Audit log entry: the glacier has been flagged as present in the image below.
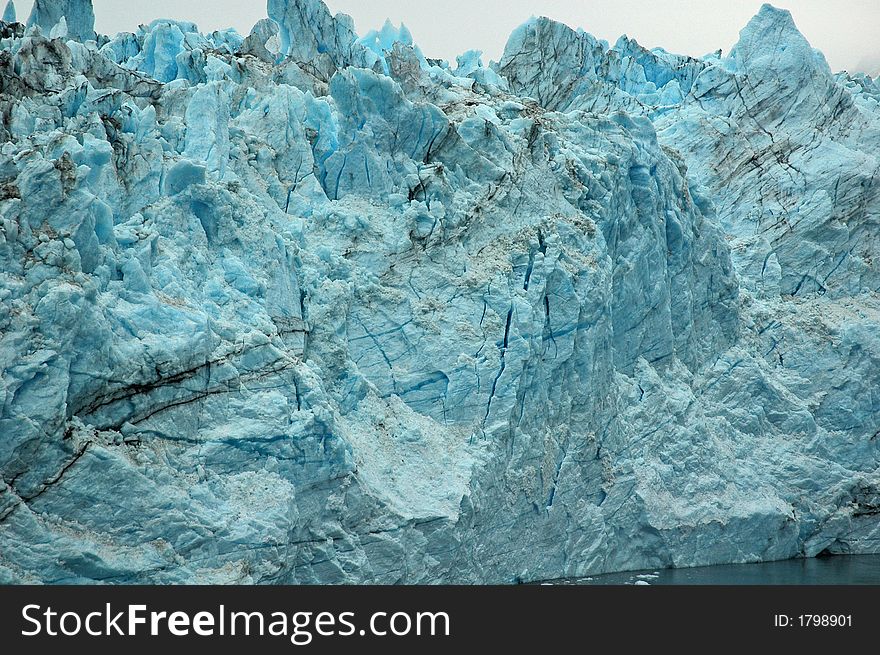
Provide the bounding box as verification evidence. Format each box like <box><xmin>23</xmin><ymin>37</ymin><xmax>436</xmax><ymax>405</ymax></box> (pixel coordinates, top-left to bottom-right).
<box><xmin>0</xmin><ymin>0</ymin><xmax>878</xmax><ymax>583</ymax></box>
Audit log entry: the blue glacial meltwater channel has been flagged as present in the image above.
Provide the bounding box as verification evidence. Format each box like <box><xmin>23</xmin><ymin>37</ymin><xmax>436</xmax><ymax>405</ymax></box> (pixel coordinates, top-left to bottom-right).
<box><xmin>552</xmin><ymin>555</ymin><xmax>880</xmax><ymax>585</ymax></box>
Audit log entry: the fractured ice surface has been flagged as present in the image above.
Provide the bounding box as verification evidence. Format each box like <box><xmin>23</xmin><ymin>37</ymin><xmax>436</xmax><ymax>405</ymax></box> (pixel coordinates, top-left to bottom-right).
<box><xmin>27</xmin><ymin>0</ymin><xmax>94</xmax><ymax>42</ymax></box>
<box><xmin>0</xmin><ymin>0</ymin><xmax>878</xmax><ymax>583</ymax></box>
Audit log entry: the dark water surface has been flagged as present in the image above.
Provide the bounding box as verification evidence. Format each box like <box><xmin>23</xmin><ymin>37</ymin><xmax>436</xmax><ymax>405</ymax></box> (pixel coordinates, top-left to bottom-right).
<box><xmin>552</xmin><ymin>555</ymin><xmax>880</xmax><ymax>585</ymax></box>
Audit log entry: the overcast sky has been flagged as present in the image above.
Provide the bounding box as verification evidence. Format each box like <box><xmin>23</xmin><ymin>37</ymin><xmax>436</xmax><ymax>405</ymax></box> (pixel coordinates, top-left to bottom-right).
<box><xmin>9</xmin><ymin>0</ymin><xmax>880</xmax><ymax>74</ymax></box>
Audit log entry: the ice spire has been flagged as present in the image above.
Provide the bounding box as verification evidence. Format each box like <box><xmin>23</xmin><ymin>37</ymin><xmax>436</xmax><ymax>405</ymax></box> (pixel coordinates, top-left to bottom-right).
<box><xmin>728</xmin><ymin>3</ymin><xmax>831</xmax><ymax>77</ymax></box>
<box><xmin>266</xmin><ymin>0</ymin><xmax>371</xmax><ymax>71</ymax></box>
<box><xmin>27</xmin><ymin>0</ymin><xmax>95</xmax><ymax>41</ymax></box>
<box><xmin>48</xmin><ymin>14</ymin><xmax>67</xmax><ymax>39</ymax></box>
<box><xmin>2</xmin><ymin>0</ymin><xmax>16</xmax><ymax>23</ymax></box>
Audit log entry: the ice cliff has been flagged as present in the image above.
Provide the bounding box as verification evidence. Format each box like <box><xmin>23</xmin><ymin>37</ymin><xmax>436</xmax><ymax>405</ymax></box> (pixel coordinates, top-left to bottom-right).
<box><xmin>0</xmin><ymin>0</ymin><xmax>878</xmax><ymax>583</ymax></box>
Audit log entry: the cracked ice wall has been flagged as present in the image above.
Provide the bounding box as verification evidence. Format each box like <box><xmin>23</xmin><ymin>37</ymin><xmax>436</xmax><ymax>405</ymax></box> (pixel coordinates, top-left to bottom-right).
<box><xmin>0</xmin><ymin>0</ymin><xmax>878</xmax><ymax>583</ymax></box>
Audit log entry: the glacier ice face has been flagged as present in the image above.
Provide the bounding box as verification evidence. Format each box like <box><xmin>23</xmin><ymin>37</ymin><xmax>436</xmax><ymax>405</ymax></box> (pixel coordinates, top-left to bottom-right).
<box><xmin>27</xmin><ymin>0</ymin><xmax>95</xmax><ymax>42</ymax></box>
<box><xmin>267</xmin><ymin>0</ymin><xmax>376</xmax><ymax>74</ymax></box>
<box><xmin>2</xmin><ymin>1</ymin><xmax>15</xmax><ymax>24</ymax></box>
<box><xmin>0</xmin><ymin>0</ymin><xmax>878</xmax><ymax>583</ymax></box>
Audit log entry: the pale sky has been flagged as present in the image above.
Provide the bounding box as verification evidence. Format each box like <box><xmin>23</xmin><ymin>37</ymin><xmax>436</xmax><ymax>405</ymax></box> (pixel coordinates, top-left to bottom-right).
<box><xmin>8</xmin><ymin>0</ymin><xmax>880</xmax><ymax>74</ymax></box>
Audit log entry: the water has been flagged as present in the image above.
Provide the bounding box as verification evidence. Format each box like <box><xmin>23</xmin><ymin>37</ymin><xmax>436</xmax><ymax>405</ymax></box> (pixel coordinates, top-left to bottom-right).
<box><xmin>554</xmin><ymin>555</ymin><xmax>880</xmax><ymax>585</ymax></box>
